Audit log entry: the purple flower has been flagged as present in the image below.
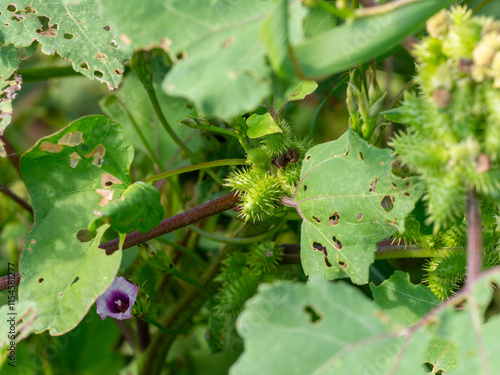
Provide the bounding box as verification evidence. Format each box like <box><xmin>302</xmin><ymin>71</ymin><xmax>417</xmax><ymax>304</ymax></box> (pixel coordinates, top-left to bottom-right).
<box><xmin>96</xmin><ymin>276</ymin><xmax>138</xmax><ymax>320</ymax></box>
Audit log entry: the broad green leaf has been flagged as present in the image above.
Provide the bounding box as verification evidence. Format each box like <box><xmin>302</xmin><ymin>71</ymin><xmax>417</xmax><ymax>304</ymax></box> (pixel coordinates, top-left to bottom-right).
<box><xmin>370</xmin><ymin>270</ymin><xmax>440</xmax><ymax>327</ymax></box>
<box><xmin>19</xmin><ymin>115</ymin><xmax>134</xmax><ymax>335</ymax></box>
<box><xmin>230</xmin><ymin>278</ymin><xmax>428</xmax><ymax>375</ymax></box>
<box><xmin>263</xmin><ymin>0</ymin><xmax>456</xmax><ymax>79</ymax></box>
<box><xmin>303</xmin><ymin>7</ymin><xmax>337</xmax><ymax>39</ymax></box>
<box><xmin>0</xmin><ymin>42</ymin><xmax>37</xmax><ymax>156</ymax></box>
<box><xmin>291</xmin><ymin>129</ymin><xmax>423</xmax><ymax>284</ymax></box>
<box><xmin>246</xmin><ymin>113</ymin><xmax>282</xmax><ymax>139</ymax></box>
<box><xmin>424</xmin><ymin>271</ymin><xmax>500</xmax><ymax>374</ymax></box>
<box><xmin>89</xmin><ymin>181</ymin><xmax>163</xmax><ymax>234</ymax></box>
<box><xmin>0</xmin><ymin>0</ymin><xmax>128</xmax><ymax>88</ymax></box>
<box><xmin>423</xmin><ymin>337</ymin><xmax>458</xmax><ymax>374</ymax></box>
<box><xmin>97</xmin><ymin>0</ymin><xmax>304</xmax><ymax>119</ymax></box>
<box><xmin>232</xmin><ymin>271</ymin><xmax>500</xmax><ymax>375</ymax></box>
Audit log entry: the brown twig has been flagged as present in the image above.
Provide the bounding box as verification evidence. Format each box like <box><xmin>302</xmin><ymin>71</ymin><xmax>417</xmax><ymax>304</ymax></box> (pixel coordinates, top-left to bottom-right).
<box><xmin>0</xmin><ymin>181</ymin><xmax>34</xmax><ymax>216</ymax></box>
<box><xmin>100</xmin><ymin>192</ymin><xmax>241</xmax><ymax>255</ymax></box>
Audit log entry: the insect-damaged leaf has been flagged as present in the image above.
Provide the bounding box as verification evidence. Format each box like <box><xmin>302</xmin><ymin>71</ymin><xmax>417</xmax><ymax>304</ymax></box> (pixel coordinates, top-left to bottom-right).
<box><xmin>231</xmin><ymin>271</ymin><xmax>500</xmax><ymax>375</ymax></box>
<box><xmin>291</xmin><ymin>129</ymin><xmax>423</xmax><ymax>284</ymax></box>
<box><xmin>89</xmin><ymin>181</ymin><xmax>164</xmax><ymax>234</ymax></box>
<box><xmin>0</xmin><ymin>0</ymin><xmax>128</xmax><ymax>88</ymax></box>
<box><xmin>0</xmin><ymin>43</ymin><xmax>37</xmax><ymax>156</ymax></box>
<box><xmin>19</xmin><ymin>115</ymin><xmax>135</xmax><ymax>335</ymax></box>
<box><xmin>230</xmin><ymin>278</ymin><xmax>428</xmax><ymax>375</ymax></box>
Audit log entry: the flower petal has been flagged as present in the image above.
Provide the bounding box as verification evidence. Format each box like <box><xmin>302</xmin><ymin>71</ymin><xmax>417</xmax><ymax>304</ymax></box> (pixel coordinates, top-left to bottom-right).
<box><xmin>96</xmin><ymin>276</ymin><xmax>138</xmax><ymax>320</ymax></box>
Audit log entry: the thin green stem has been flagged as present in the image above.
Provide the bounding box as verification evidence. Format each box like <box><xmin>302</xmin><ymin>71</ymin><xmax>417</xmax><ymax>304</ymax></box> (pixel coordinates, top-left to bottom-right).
<box><xmin>375</xmin><ymin>245</ymin><xmax>465</xmax><ymax>260</ymax></box>
<box><xmin>116</xmin><ymin>98</ymin><xmax>165</xmax><ymax>172</ymax></box>
<box><xmin>142</xmin><ymin>159</ymin><xmax>246</xmax><ymax>184</ymax></box>
<box><xmin>145</xmin><ymin>87</ymin><xmax>224</xmax><ymax>185</ymax></box>
<box><xmin>189</xmin><ymin>221</ymin><xmax>285</xmax><ymax>244</ymax></box>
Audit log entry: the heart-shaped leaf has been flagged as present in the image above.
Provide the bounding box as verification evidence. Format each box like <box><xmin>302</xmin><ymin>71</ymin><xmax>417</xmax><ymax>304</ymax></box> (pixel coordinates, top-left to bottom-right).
<box><xmin>290</xmin><ymin>129</ymin><xmax>423</xmax><ymax>284</ymax></box>
<box><xmin>19</xmin><ymin>115</ymin><xmax>134</xmax><ymax>335</ymax></box>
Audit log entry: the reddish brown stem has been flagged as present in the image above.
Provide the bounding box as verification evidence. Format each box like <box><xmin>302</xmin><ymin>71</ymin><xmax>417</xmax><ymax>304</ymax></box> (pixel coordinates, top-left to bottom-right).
<box><xmin>466</xmin><ymin>189</ymin><xmax>482</xmax><ymax>285</ymax></box>
<box><xmin>100</xmin><ymin>192</ymin><xmax>241</xmax><ymax>255</ymax></box>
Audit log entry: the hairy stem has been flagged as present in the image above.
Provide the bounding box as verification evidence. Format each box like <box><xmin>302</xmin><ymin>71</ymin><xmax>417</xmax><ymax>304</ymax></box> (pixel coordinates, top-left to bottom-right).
<box><xmin>100</xmin><ymin>192</ymin><xmax>241</xmax><ymax>255</ymax></box>
<box><xmin>466</xmin><ymin>189</ymin><xmax>483</xmax><ymax>285</ymax></box>
<box><xmin>0</xmin><ymin>181</ymin><xmax>33</xmax><ymax>216</ymax></box>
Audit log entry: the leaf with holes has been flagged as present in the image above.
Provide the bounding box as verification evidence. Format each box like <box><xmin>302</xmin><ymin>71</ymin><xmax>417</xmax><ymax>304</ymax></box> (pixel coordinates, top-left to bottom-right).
<box><xmin>89</xmin><ymin>181</ymin><xmax>164</xmax><ymax>235</ymax></box>
<box><xmin>0</xmin><ymin>0</ymin><xmax>128</xmax><ymax>88</ymax></box>
<box><xmin>230</xmin><ymin>278</ymin><xmax>429</xmax><ymax>375</ymax></box>
<box><xmin>232</xmin><ymin>271</ymin><xmax>500</xmax><ymax>375</ymax></box>
<box><xmin>289</xmin><ymin>129</ymin><xmax>423</xmax><ymax>284</ymax></box>
<box><xmin>19</xmin><ymin>115</ymin><xmax>137</xmax><ymax>335</ymax></box>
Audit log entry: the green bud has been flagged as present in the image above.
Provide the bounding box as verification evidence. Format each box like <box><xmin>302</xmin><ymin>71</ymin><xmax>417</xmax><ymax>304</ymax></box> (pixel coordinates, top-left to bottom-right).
<box><xmin>346</xmin><ymin>82</ymin><xmax>358</xmax><ymax>114</ymax></box>
<box><xmin>368</xmin><ymin>67</ymin><xmax>381</xmax><ymax>105</ymax></box>
<box><xmin>132</xmin><ymin>289</ymin><xmax>150</xmax><ymax>318</ymax></box>
<box><xmin>368</xmin><ymin>91</ymin><xmax>387</xmax><ymax>119</ymax></box>
<box><xmin>357</xmin><ymin>85</ymin><xmax>370</xmax><ymax>122</ymax></box>
<box><xmin>180</xmin><ymin>117</ymin><xmax>211</xmax><ymax>130</ymax></box>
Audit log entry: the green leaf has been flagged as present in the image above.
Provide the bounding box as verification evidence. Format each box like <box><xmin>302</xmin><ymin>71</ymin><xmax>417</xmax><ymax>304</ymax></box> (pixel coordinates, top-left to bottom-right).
<box><xmin>303</xmin><ymin>7</ymin><xmax>337</xmax><ymax>39</ymax></box>
<box><xmin>423</xmin><ymin>337</ymin><xmax>458</xmax><ymax>374</ymax></box>
<box><xmin>19</xmin><ymin>115</ymin><xmax>134</xmax><ymax>335</ymax></box>
<box><xmin>292</xmin><ymin>129</ymin><xmax>423</xmax><ymax>284</ymax></box>
<box><xmin>273</xmin><ymin>80</ymin><xmax>318</xmax><ymax>114</ymax></box>
<box><xmin>0</xmin><ymin>0</ymin><xmax>128</xmax><ymax>88</ymax></box>
<box><xmin>0</xmin><ymin>301</ymin><xmax>37</xmax><ymax>352</ymax></box>
<box><xmin>230</xmin><ymin>278</ymin><xmax>428</xmax><ymax>375</ymax></box>
<box><xmin>89</xmin><ymin>181</ymin><xmax>163</xmax><ymax>234</ymax></box>
<box><xmin>381</xmin><ymin>107</ymin><xmax>405</xmax><ymax>123</ymax></box>
<box><xmin>97</xmin><ymin>0</ymin><xmax>303</xmax><ymax>119</ymax></box>
<box><xmin>246</xmin><ymin>113</ymin><xmax>283</xmax><ymax>139</ymax></box>
<box><xmin>263</xmin><ymin>0</ymin><xmax>456</xmax><ymax>79</ymax></box>
<box><xmin>370</xmin><ymin>270</ymin><xmax>440</xmax><ymax>327</ymax></box>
